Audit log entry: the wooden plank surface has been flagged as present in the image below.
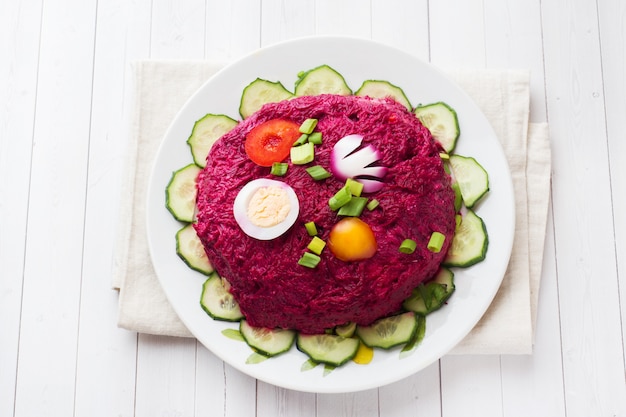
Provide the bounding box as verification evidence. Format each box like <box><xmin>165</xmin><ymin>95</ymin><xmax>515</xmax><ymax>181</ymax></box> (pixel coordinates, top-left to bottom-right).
<box><xmin>1</xmin><ymin>0</ymin><xmax>626</xmax><ymax>415</ymax></box>
<box><xmin>0</xmin><ymin>1</ymin><xmax>42</xmax><ymax>416</ymax></box>
<box><xmin>541</xmin><ymin>0</ymin><xmax>626</xmax><ymax>415</ymax></box>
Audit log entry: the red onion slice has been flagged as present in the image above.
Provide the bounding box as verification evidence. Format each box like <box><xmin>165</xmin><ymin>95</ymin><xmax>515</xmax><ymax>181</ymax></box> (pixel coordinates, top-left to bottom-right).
<box><xmin>330</xmin><ymin>134</ymin><xmax>387</xmax><ymax>193</ymax></box>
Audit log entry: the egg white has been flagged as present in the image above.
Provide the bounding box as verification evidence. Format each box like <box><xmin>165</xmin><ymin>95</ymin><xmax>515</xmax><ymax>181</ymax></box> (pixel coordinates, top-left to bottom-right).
<box><xmin>232</xmin><ymin>178</ymin><xmax>300</xmax><ymax>240</ymax></box>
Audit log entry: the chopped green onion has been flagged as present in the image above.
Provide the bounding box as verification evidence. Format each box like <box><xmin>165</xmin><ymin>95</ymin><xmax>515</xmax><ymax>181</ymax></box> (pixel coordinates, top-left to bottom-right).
<box><xmin>427</xmin><ymin>232</ymin><xmax>446</xmax><ymax>253</ymax></box>
<box><xmin>290</xmin><ymin>142</ymin><xmax>315</xmax><ymax>165</ymax></box>
<box><xmin>304</xmin><ymin>221</ymin><xmax>318</xmax><ymax>236</ymax></box>
<box><xmin>345</xmin><ymin>178</ymin><xmax>364</xmax><ymax>197</ymax></box>
<box><xmin>298</xmin><ymin>252</ymin><xmax>321</xmax><ymax>268</ymax></box>
<box><xmin>308</xmin><ymin>131</ymin><xmax>323</xmax><ymax>145</ymax></box>
<box><xmin>399</xmin><ymin>239</ymin><xmax>417</xmax><ymax>254</ymax></box>
<box><xmin>305</xmin><ymin>165</ymin><xmax>331</xmax><ymax>180</ymax></box>
<box><xmin>439</xmin><ymin>152</ymin><xmax>450</xmax><ymax>160</ymax></box>
<box><xmin>451</xmin><ymin>182</ymin><xmax>463</xmax><ymax>212</ymax></box>
<box><xmin>270</xmin><ymin>162</ymin><xmax>288</xmax><ymax>176</ymax></box>
<box><xmin>366</xmin><ymin>199</ymin><xmax>380</xmax><ymax>211</ymax></box>
<box><xmin>307</xmin><ymin>236</ymin><xmax>326</xmax><ymax>255</ymax></box>
<box><xmin>337</xmin><ymin>196</ymin><xmax>368</xmax><ymax>217</ymax></box>
<box><xmin>455</xmin><ymin>214</ymin><xmax>462</xmax><ymax>228</ymax></box>
<box><xmin>443</xmin><ymin>161</ymin><xmax>451</xmax><ymax>174</ymax></box>
<box><xmin>299</xmin><ymin>118</ymin><xmax>318</xmax><ymax>134</ymax></box>
<box><xmin>328</xmin><ymin>185</ymin><xmax>352</xmax><ymax>210</ymax></box>
<box><xmin>293</xmin><ymin>133</ymin><xmax>309</xmax><ymax>146</ymax></box>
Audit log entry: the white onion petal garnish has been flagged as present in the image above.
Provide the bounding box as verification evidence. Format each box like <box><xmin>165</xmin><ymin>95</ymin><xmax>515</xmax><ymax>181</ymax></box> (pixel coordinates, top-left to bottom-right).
<box><xmin>330</xmin><ymin>134</ymin><xmax>387</xmax><ymax>193</ymax></box>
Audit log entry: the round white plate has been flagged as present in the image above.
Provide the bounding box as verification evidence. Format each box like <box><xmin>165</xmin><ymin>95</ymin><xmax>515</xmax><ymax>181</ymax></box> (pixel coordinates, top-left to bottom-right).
<box><xmin>146</xmin><ymin>36</ymin><xmax>515</xmax><ymax>393</ymax></box>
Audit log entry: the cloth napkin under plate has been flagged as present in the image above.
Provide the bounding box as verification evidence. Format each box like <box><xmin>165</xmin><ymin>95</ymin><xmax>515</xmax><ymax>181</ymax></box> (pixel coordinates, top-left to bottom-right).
<box><xmin>112</xmin><ymin>61</ymin><xmax>551</xmax><ymax>354</ymax></box>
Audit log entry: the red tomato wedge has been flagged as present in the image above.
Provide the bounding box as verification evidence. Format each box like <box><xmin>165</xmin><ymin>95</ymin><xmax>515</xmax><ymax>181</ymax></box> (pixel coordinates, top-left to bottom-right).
<box><xmin>244</xmin><ymin>119</ymin><xmax>301</xmax><ymax>166</ymax></box>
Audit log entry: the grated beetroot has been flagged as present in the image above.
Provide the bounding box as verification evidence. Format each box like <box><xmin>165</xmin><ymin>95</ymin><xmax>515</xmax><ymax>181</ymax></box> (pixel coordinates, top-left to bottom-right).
<box><xmin>194</xmin><ymin>94</ymin><xmax>456</xmax><ymax>334</ymax></box>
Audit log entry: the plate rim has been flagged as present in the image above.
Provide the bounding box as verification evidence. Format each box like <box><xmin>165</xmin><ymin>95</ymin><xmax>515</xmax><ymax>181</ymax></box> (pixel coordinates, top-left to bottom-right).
<box><xmin>146</xmin><ymin>35</ymin><xmax>516</xmax><ymax>394</ymax></box>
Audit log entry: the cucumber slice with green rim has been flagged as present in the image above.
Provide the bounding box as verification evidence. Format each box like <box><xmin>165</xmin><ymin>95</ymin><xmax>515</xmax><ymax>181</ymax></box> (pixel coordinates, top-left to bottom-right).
<box><xmin>294</xmin><ymin>65</ymin><xmax>352</xmax><ymax>96</ymax></box>
<box><xmin>414</xmin><ymin>102</ymin><xmax>460</xmax><ymax>153</ymax></box>
<box><xmin>449</xmin><ymin>154</ymin><xmax>490</xmax><ymax>208</ymax></box>
<box><xmin>296</xmin><ymin>333</ymin><xmax>360</xmax><ymax>366</ymax></box>
<box><xmin>356</xmin><ymin>312</ymin><xmax>418</xmax><ymax>349</ymax></box>
<box><xmin>433</xmin><ymin>267</ymin><xmax>455</xmax><ymax>294</ymax></box>
<box><xmin>355</xmin><ymin>79</ymin><xmax>412</xmax><ymax>111</ymax></box>
<box><xmin>240</xmin><ymin>320</ymin><xmax>296</xmax><ymax>357</ymax></box>
<box><xmin>239</xmin><ymin>78</ymin><xmax>294</xmax><ymax>119</ymax></box>
<box><xmin>200</xmin><ymin>273</ymin><xmax>244</xmax><ymax>321</ymax></box>
<box><xmin>444</xmin><ymin>209</ymin><xmax>488</xmax><ymax>267</ymax></box>
<box><xmin>165</xmin><ymin>163</ymin><xmax>201</xmax><ymax>222</ymax></box>
<box><xmin>187</xmin><ymin>114</ymin><xmax>238</xmax><ymax>168</ymax></box>
<box><xmin>403</xmin><ymin>268</ymin><xmax>455</xmax><ymax>315</ymax></box>
<box><xmin>176</xmin><ymin>224</ymin><xmax>213</xmax><ymax>275</ymax></box>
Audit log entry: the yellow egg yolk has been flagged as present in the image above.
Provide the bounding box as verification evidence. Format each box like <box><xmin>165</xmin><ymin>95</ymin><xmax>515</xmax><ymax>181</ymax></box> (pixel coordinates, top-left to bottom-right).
<box><xmin>328</xmin><ymin>217</ymin><xmax>377</xmax><ymax>261</ymax></box>
<box><xmin>247</xmin><ymin>186</ymin><xmax>291</xmax><ymax>228</ymax></box>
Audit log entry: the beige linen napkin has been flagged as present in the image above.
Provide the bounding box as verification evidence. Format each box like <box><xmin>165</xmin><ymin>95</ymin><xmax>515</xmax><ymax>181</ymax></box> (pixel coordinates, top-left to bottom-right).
<box><xmin>113</xmin><ymin>61</ymin><xmax>551</xmax><ymax>353</ymax></box>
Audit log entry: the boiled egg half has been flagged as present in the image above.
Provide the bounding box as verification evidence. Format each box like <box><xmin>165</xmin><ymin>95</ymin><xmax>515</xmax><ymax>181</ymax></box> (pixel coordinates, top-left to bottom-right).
<box><xmin>233</xmin><ymin>178</ymin><xmax>300</xmax><ymax>240</ymax></box>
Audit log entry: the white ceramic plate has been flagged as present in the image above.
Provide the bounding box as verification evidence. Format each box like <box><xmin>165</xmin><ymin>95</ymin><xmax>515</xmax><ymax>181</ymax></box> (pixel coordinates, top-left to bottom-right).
<box><xmin>146</xmin><ymin>36</ymin><xmax>515</xmax><ymax>394</ymax></box>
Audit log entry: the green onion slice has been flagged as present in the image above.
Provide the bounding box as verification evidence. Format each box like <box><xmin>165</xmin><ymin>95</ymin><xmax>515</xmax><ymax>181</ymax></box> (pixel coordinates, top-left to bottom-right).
<box><xmin>270</xmin><ymin>162</ymin><xmax>288</xmax><ymax>176</ymax></box>
<box><xmin>455</xmin><ymin>214</ymin><xmax>462</xmax><ymax>228</ymax></box>
<box><xmin>307</xmin><ymin>236</ymin><xmax>326</xmax><ymax>255</ymax></box>
<box><xmin>293</xmin><ymin>133</ymin><xmax>309</xmax><ymax>146</ymax></box>
<box><xmin>299</xmin><ymin>118</ymin><xmax>318</xmax><ymax>134</ymax></box>
<box><xmin>305</xmin><ymin>165</ymin><xmax>331</xmax><ymax>180</ymax></box>
<box><xmin>304</xmin><ymin>221</ymin><xmax>318</xmax><ymax>236</ymax></box>
<box><xmin>290</xmin><ymin>142</ymin><xmax>315</xmax><ymax>165</ymax></box>
<box><xmin>308</xmin><ymin>131</ymin><xmax>322</xmax><ymax>145</ymax></box>
<box><xmin>427</xmin><ymin>232</ymin><xmax>446</xmax><ymax>253</ymax></box>
<box><xmin>328</xmin><ymin>185</ymin><xmax>352</xmax><ymax>210</ymax></box>
<box><xmin>366</xmin><ymin>199</ymin><xmax>380</xmax><ymax>211</ymax></box>
<box><xmin>345</xmin><ymin>178</ymin><xmax>364</xmax><ymax>197</ymax></box>
<box><xmin>399</xmin><ymin>239</ymin><xmax>417</xmax><ymax>254</ymax></box>
<box><xmin>337</xmin><ymin>196</ymin><xmax>367</xmax><ymax>217</ymax></box>
<box><xmin>298</xmin><ymin>252</ymin><xmax>321</xmax><ymax>268</ymax></box>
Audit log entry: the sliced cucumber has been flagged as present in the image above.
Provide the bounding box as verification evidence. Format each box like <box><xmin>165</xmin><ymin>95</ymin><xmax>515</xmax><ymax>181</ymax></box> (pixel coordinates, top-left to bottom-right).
<box><xmin>355</xmin><ymin>79</ymin><xmax>412</xmax><ymax>111</ymax></box>
<box><xmin>239</xmin><ymin>78</ymin><xmax>294</xmax><ymax>119</ymax></box>
<box><xmin>176</xmin><ymin>224</ymin><xmax>213</xmax><ymax>275</ymax></box>
<box><xmin>444</xmin><ymin>209</ymin><xmax>488</xmax><ymax>267</ymax></box>
<box><xmin>356</xmin><ymin>312</ymin><xmax>418</xmax><ymax>349</ymax></box>
<box><xmin>165</xmin><ymin>163</ymin><xmax>201</xmax><ymax>222</ymax></box>
<box><xmin>414</xmin><ymin>102</ymin><xmax>460</xmax><ymax>153</ymax></box>
<box><xmin>433</xmin><ymin>267</ymin><xmax>455</xmax><ymax>293</ymax></box>
<box><xmin>449</xmin><ymin>154</ymin><xmax>489</xmax><ymax>208</ymax></box>
<box><xmin>200</xmin><ymin>273</ymin><xmax>244</xmax><ymax>321</ymax></box>
<box><xmin>403</xmin><ymin>268</ymin><xmax>455</xmax><ymax>315</ymax></box>
<box><xmin>187</xmin><ymin>114</ymin><xmax>238</xmax><ymax>168</ymax></box>
<box><xmin>296</xmin><ymin>333</ymin><xmax>360</xmax><ymax>366</ymax></box>
<box><xmin>240</xmin><ymin>320</ymin><xmax>296</xmax><ymax>357</ymax></box>
<box><xmin>294</xmin><ymin>65</ymin><xmax>352</xmax><ymax>96</ymax></box>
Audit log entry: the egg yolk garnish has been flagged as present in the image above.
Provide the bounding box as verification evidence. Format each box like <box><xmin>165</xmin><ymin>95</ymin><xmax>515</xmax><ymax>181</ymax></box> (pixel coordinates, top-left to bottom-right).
<box><xmin>247</xmin><ymin>186</ymin><xmax>291</xmax><ymax>228</ymax></box>
<box><xmin>328</xmin><ymin>217</ymin><xmax>377</xmax><ymax>262</ymax></box>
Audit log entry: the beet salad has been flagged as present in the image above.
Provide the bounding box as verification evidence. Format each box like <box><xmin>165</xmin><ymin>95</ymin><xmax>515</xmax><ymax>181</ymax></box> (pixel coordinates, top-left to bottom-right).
<box><xmin>192</xmin><ymin>94</ymin><xmax>457</xmax><ymax>334</ymax></box>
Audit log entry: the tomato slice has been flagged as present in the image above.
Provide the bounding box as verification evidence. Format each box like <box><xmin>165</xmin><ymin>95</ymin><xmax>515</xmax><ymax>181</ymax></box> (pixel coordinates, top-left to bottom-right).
<box><xmin>244</xmin><ymin>119</ymin><xmax>301</xmax><ymax>167</ymax></box>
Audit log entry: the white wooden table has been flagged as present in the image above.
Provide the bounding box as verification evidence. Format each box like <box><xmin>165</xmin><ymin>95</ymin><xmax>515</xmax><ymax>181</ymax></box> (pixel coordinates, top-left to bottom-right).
<box><xmin>2</xmin><ymin>0</ymin><xmax>625</xmax><ymax>416</ymax></box>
